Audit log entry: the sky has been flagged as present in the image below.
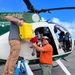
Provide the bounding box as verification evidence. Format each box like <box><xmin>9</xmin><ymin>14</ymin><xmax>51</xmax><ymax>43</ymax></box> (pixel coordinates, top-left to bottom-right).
<box><xmin>0</xmin><ymin>0</ymin><xmax>75</xmax><ymax>39</ymax></box>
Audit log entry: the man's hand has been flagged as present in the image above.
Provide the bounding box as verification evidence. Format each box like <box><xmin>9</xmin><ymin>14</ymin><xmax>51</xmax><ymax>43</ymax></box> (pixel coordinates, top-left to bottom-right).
<box><xmin>32</xmin><ymin>43</ymin><xmax>36</xmax><ymax>47</ymax></box>
<box><xmin>17</xmin><ymin>20</ymin><xmax>24</xmax><ymax>26</ymax></box>
<box><xmin>37</xmin><ymin>41</ymin><xmax>42</xmax><ymax>46</ymax></box>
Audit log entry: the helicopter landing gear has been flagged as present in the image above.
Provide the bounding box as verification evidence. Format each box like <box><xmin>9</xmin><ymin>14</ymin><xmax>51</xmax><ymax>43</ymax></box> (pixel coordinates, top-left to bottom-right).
<box><xmin>56</xmin><ymin>59</ymin><xmax>71</xmax><ymax>75</ymax></box>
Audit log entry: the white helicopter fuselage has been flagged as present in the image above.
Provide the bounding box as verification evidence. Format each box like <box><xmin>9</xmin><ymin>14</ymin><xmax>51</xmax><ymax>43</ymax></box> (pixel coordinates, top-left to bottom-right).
<box><xmin>0</xmin><ymin>21</ymin><xmax>74</xmax><ymax>64</ymax></box>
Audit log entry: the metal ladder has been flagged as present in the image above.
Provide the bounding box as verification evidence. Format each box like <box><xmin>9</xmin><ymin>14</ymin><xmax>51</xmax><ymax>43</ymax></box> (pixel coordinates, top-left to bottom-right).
<box><xmin>15</xmin><ymin>56</ymin><xmax>28</xmax><ymax>75</ymax></box>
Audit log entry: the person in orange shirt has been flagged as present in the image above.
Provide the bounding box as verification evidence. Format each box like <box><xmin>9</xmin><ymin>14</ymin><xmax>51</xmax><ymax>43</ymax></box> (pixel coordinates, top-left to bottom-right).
<box><xmin>32</xmin><ymin>36</ymin><xmax>53</xmax><ymax>75</ymax></box>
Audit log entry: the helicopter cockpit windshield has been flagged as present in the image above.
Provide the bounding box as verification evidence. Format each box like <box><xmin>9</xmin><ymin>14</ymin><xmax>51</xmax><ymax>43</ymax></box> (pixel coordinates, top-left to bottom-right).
<box><xmin>54</xmin><ymin>25</ymin><xmax>72</xmax><ymax>52</ymax></box>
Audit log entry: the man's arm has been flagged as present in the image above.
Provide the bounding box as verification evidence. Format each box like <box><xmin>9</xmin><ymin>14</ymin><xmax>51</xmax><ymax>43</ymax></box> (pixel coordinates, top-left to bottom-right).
<box><xmin>5</xmin><ymin>16</ymin><xmax>23</xmax><ymax>25</ymax></box>
<box><xmin>32</xmin><ymin>43</ymin><xmax>44</xmax><ymax>51</ymax></box>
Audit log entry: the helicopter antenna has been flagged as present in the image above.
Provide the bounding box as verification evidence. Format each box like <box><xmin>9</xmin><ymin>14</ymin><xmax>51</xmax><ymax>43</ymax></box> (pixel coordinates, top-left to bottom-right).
<box><xmin>23</xmin><ymin>0</ymin><xmax>75</xmax><ymax>13</ymax></box>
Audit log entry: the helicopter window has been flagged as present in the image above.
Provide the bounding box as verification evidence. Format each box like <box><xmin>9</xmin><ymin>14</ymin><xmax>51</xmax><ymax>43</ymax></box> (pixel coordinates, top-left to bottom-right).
<box><xmin>54</xmin><ymin>25</ymin><xmax>72</xmax><ymax>52</ymax></box>
<box><xmin>35</xmin><ymin>27</ymin><xmax>52</xmax><ymax>40</ymax></box>
<box><xmin>35</xmin><ymin>27</ymin><xmax>58</xmax><ymax>56</ymax></box>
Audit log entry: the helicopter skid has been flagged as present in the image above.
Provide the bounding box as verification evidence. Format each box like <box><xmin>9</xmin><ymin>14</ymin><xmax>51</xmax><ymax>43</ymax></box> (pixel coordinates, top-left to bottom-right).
<box><xmin>56</xmin><ymin>59</ymin><xmax>71</xmax><ymax>75</ymax></box>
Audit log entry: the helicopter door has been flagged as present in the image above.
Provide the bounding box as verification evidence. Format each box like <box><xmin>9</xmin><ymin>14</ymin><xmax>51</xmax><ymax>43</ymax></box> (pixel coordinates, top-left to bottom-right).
<box><xmin>34</xmin><ymin>27</ymin><xmax>58</xmax><ymax>57</ymax></box>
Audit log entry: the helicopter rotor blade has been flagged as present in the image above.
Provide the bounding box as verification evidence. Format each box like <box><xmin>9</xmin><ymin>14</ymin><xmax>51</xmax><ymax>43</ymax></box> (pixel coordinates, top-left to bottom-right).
<box><xmin>47</xmin><ymin>6</ymin><xmax>75</xmax><ymax>11</ymax></box>
<box><xmin>23</xmin><ymin>0</ymin><xmax>75</xmax><ymax>13</ymax></box>
<box><xmin>23</xmin><ymin>0</ymin><xmax>37</xmax><ymax>12</ymax></box>
<box><xmin>38</xmin><ymin>6</ymin><xmax>75</xmax><ymax>13</ymax></box>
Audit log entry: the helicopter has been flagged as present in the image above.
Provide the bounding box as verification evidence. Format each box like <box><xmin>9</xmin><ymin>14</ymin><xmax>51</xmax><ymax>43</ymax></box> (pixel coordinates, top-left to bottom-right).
<box><xmin>0</xmin><ymin>0</ymin><xmax>75</xmax><ymax>75</ymax></box>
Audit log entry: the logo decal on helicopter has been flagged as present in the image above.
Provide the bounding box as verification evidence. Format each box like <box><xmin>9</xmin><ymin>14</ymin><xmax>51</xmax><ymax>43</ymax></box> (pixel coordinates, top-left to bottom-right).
<box><xmin>32</xmin><ymin>14</ymin><xmax>40</xmax><ymax>22</ymax></box>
